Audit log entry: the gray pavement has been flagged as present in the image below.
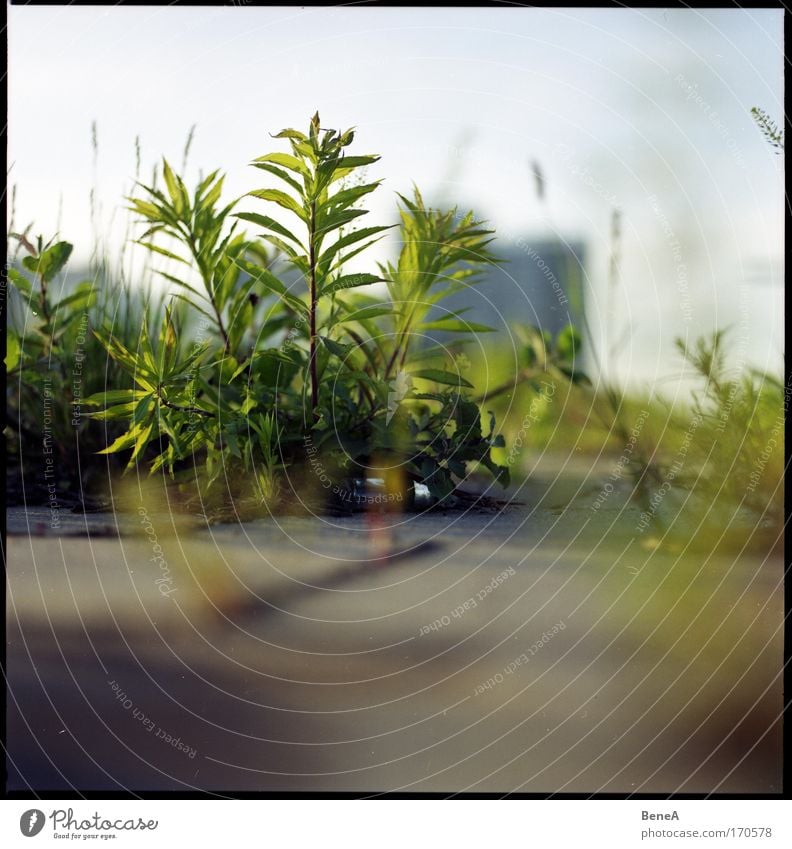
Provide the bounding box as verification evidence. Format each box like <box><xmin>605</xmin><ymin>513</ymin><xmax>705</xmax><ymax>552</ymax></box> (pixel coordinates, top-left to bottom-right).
<box><xmin>5</xmin><ymin>462</ymin><xmax>783</xmax><ymax>793</ymax></box>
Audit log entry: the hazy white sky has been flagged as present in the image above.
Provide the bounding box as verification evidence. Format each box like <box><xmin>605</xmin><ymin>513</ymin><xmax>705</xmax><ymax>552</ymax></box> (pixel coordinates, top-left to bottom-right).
<box><xmin>8</xmin><ymin>6</ymin><xmax>785</xmax><ymax>383</ymax></box>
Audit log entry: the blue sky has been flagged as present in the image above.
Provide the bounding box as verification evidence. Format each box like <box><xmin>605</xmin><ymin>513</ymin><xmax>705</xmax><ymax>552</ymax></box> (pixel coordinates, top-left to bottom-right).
<box><xmin>8</xmin><ymin>6</ymin><xmax>784</xmax><ymax>383</ymax></box>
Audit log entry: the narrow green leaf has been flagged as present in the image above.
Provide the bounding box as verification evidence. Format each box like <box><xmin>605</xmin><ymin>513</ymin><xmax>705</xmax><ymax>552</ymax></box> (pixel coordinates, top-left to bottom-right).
<box><xmin>272</xmin><ymin>128</ymin><xmax>308</xmax><ymax>142</ymax></box>
<box><xmin>319</xmin><ymin>336</ymin><xmax>353</xmax><ymax>359</ymax></box>
<box><xmin>329</xmin><ymin>154</ymin><xmax>381</xmax><ymax>184</ymax></box>
<box><xmin>7</xmin><ymin>268</ymin><xmax>32</xmax><ymax>297</ymax></box>
<box><xmin>292</xmin><ymin>139</ymin><xmax>317</xmax><ymax>162</ymax></box>
<box><xmin>258</xmin><ymin>235</ymin><xmax>310</xmax><ymax>275</ymax></box>
<box><xmin>157</xmin><ymin>271</ymin><xmax>204</xmax><ymax>297</ymax></box>
<box><xmin>234</xmin><ymin>212</ymin><xmax>305</xmax><ymax>249</ymax></box>
<box><xmin>324</xmin><ymin>181</ymin><xmax>381</xmax><ymax>212</ymax></box>
<box><xmin>335</xmin><ymin>305</ymin><xmax>394</xmax><ymax>324</ymax></box>
<box><xmin>233</xmin><ymin>258</ymin><xmax>308</xmax><ymax>316</ymax></box>
<box><xmin>169</xmin><ymin>292</ymin><xmax>217</xmax><ymax>324</ymax></box>
<box><xmin>318</xmin><ymin>225</ymin><xmax>393</xmax><ymax>269</ymax></box>
<box><xmin>83</xmin><ymin>389</ymin><xmax>146</xmax><ymax>407</ymax></box>
<box><xmin>420</xmin><ymin>318</ymin><xmax>496</xmax><ymax>333</ymax></box>
<box><xmin>201</xmin><ymin>175</ymin><xmax>225</xmax><ymax>210</ymax></box>
<box><xmin>410</xmin><ymin>392</ymin><xmax>449</xmax><ymax>403</ymax></box>
<box><xmin>232</xmin><ymin>258</ymin><xmax>286</xmax><ymax>295</ymax></box>
<box><xmin>162</xmin><ymin>159</ymin><xmax>185</xmax><ymax>215</ymax></box>
<box><xmin>86</xmin><ymin>401</ymin><xmax>139</xmax><ymax>422</ymax></box>
<box><xmin>411</xmin><ymin>369</ymin><xmax>474</xmax><ymax>388</ymax></box>
<box><xmin>248</xmin><ymin>188</ymin><xmax>307</xmax><ymax>222</ymax></box>
<box><xmin>322</xmin><ymin>272</ymin><xmax>382</xmax><ymax>298</ymax></box>
<box><xmin>97</xmin><ymin>421</ymin><xmax>146</xmax><ymax>455</ymax></box>
<box><xmin>134</xmin><ymin>241</ymin><xmax>191</xmax><ymax>265</ymax></box>
<box><xmin>316</xmin><ymin>207</ymin><xmax>367</xmax><ymax>240</ymax></box>
<box><xmin>194</xmin><ymin>169</ymin><xmax>221</xmax><ymax>204</ymax></box>
<box><xmin>253</xmin><ymin>152</ymin><xmax>310</xmax><ymax>178</ymax></box>
<box><xmin>5</xmin><ymin>332</ymin><xmax>21</xmax><ymax>372</ymax></box>
<box><xmin>250</xmin><ymin>162</ymin><xmax>303</xmax><ymax>194</ymax></box>
<box><xmin>51</xmin><ymin>283</ymin><xmax>97</xmax><ymax>314</ymax></box>
<box><xmin>130</xmin><ymin>422</ymin><xmax>155</xmax><ymax>463</ymax></box>
<box><xmin>127</xmin><ymin>198</ymin><xmax>162</xmax><ymax>220</ymax></box>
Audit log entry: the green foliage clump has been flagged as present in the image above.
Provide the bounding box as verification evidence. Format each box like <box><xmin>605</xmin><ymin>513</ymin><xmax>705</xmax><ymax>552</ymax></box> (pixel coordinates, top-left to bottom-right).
<box><xmin>673</xmin><ymin>330</ymin><xmax>784</xmax><ymax>537</ymax></box>
<box><xmin>6</xmin><ymin>234</ymin><xmax>109</xmax><ymax>498</ymax></box>
<box><xmin>6</xmin><ymin>113</ymin><xmax>587</xmax><ymax>514</ymax></box>
<box><xmin>750</xmin><ymin>106</ymin><xmax>784</xmax><ymax>153</ymax></box>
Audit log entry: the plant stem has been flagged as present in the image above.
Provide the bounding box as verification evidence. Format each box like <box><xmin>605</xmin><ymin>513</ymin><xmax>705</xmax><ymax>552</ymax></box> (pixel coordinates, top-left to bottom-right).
<box><xmin>384</xmin><ymin>343</ymin><xmax>400</xmax><ymax>382</ymax></box>
<box><xmin>39</xmin><ymin>274</ymin><xmax>52</xmax><ymax>327</ymax></box>
<box><xmin>308</xmin><ymin>198</ymin><xmax>319</xmax><ymax>419</ymax></box>
<box><xmin>385</xmin><ymin>317</ymin><xmax>410</xmax><ymax>381</ymax></box>
<box><xmin>384</xmin><ymin>294</ymin><xmax>431</xmax><ymax>381</ymax></box>
<box><xmin>211</xmin><ymin>299</ymin><xmax>231</xmax><ymax>355</ymax></box>
<box><xmin>38</xmin><ymin>272</ymin><xmax>58</xmax><ymax>361</ymax></box>
<box><xmin>340</xmin><ymin>327</ymin><xmax>378</xmax><ymax>412</ymax></box>
<box><xmin>185</xmin><ymin>228</ymin><xmax>231</xmax><ymax>353</ymax></box>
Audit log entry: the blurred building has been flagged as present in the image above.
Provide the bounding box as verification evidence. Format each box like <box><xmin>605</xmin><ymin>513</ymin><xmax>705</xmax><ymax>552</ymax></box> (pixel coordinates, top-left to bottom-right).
<box><xmin>424</xmin><ymin>236</ymin><xmax>587</xmax><ymax>342</ymax></box>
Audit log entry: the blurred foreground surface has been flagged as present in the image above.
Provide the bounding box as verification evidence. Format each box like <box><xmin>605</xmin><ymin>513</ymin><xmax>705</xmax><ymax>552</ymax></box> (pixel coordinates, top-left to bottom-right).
<box><xmin>6</xmin><ymin>460</ymin><xmax>782</xmax><ymax>793</ymax></box>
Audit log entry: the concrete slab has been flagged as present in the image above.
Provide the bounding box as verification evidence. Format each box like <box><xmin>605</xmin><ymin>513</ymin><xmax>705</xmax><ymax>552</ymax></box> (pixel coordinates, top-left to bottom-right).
<box><xmin>5</xmin><ymin>474</ymin><xmax>783</xmax><ymax>793</ymax></box>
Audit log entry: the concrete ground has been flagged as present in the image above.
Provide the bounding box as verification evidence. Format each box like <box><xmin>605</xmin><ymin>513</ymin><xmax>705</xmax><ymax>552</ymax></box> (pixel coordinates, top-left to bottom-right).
<box><xmin>5</xmin><ymin>458</ymin><xmax>783</xmax><ymax>793</ymax></box>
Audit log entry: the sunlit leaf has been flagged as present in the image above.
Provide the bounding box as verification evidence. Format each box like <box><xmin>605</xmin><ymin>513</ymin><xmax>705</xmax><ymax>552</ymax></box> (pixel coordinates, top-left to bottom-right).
<box><xmin>248</xmin><ymin>188</ymin><xmax>307</xmax><ymax>222</ymax></box>
<box><xmin>5</xmin><ymin>332</ymin><xmax>21</xmax><ymax>372</ymax></box>
<box><xmin>253</xmin><ymin>152</ymin><xmax>310</xmax><ymax>178</ymax></box>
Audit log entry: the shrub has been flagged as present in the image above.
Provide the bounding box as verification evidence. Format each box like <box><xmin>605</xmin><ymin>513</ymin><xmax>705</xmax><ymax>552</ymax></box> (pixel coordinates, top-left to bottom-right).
<box><xmin>7</xmin><ymin>113</ymin><xmax>585</xmax><ymax>514</ymax></box>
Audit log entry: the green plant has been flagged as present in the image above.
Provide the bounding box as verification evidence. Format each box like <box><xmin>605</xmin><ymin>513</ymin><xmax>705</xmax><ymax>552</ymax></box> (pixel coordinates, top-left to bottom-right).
<box><xmin>238</xmin><ymin>111</ymin><xmax>390</xmax><ymax>422</ymax></box>
<box><xmin>6</xmin><ymin>234</ymin><xmax>99</xmax><ymax>492</ymax></box>
<box><xmin>231</xmin><ymin>114</ymin><xmax>515</xmax><ymax>502</ymax></box>
<box><xmin>126</xmin><ymin>160</ymin><xmax>279</xmax><ymax>357</ymax></box>
<box><xmin>379</xmin><ymin>187</ymin><xmax>499</xmax><ymax>381</ymax></box>
<box><xmin>80</xmin><ymin>154</ymin><xmax>302</xmax><ymax>494</ymax></box>
<box><xmin>369</xmin><ymin>188</ymin><xmax>513</xmax><ymax>498</ymax></box>
<box><xmin>7</xmin><ymin>235</ymin><xmax>83</xmax><ymax>362</ymax></box>
<box><xmin>673</xmin><ymin>330</ymin><xmax>784</xmax><ymax>532</ymax></box>
<box><xmin>476</xmin><ymin>323</ymin><xmax>589</xmax><ymax>405</ymax></box>
<box><xmin>10</xmin><ymin>114</ymin><xmax>590</xmax><ymax>513</ymax></box>
<box><xmin>750</xmin><ymin>106</ymin><xmax>784</xmax><ymax>153</ymax></box>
